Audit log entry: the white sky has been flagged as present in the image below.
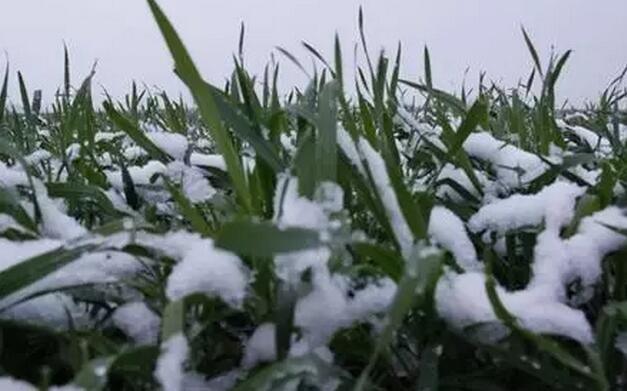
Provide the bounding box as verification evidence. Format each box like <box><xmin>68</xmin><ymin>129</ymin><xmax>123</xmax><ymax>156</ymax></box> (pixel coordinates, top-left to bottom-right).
<box><xmin>1</xmin><ymin>0</ymin><xmax>626</xmax><ymax>106</ymax></box>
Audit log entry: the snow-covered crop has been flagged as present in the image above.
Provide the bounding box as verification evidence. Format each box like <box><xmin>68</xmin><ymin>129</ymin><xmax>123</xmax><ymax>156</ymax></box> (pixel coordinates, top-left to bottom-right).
<box><xmin>0</xmin><ymin>1</ymin><xmax>625</xmax><ymax>390</ymax></box>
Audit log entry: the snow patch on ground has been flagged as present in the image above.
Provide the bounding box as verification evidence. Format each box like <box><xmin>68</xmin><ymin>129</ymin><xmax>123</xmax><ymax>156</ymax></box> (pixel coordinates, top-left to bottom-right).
<box><xmin>162</xmin><ymin>233</ymin><xmax>249</xmax><ymax>308</ymax></box>
<box><xmin>146</xmin><ymin>131</ymin><xmax>188</xmax><ymax>161</ymax></box>
<box><xmin>112</xmin><ymin>302</ymin><xmax>160</xmax><ymax>345</ymax></box>
<box><xmin>155</xmin><ymin>333</ymin><xmax>189</xmax><ymax>391</ymax></box>
<box><xmin>429</xmin><ymin>206</ymin><xmax>480</xmax><ymax>271</ymax></box>
<box><xmin>436</xmin><ymin>181</ymin><xmax>627</xmax><ymax>344</ymax></box>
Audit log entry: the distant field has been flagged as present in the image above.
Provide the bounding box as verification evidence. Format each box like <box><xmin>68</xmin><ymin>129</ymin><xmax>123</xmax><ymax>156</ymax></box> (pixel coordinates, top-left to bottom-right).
<box><xmin>0</xmin><ymin>1</ymin><xmax>625</xmax><ymax>390</ymax></box>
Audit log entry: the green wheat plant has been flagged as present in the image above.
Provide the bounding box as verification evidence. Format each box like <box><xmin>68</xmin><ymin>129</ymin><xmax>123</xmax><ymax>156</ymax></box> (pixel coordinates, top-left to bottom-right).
<box><xmin>0</xmin><ymin>1</ymin><xmax>624</xmax><ymax>390</ymax></box>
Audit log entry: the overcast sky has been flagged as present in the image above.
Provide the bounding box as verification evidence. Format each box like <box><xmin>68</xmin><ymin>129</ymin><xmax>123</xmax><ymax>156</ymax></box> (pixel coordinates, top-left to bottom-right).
<box><xmin>1</xmin><ymin>0</ymin><xmax>626</xmax><ymax>107</ymax></box>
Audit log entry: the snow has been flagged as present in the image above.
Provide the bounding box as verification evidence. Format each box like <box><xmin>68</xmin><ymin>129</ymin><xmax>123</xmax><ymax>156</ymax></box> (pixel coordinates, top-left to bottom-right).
<box><xmin>95</xmin><ymin>131</ymin><xmax>124</xmax><ymax>143</ymax></box>
<box><xmin>164</xmin><ymin>234</ymin><xmax>249</xmax><ymax>307</ymax></box>
<box><xmin>49</xmin><ymin>385</ymin><xmax>84</xmax><ymax>391</ymax></box>
<box><xmin>616</xmin><ymin>332</ymin><xmax>627</xmax><ymax>357</ymax></box>
<box><xmin>147</xmin><ymin>132</ymin><xmax>188</xmax><ymax>161</ymax></box>
<box><xmin>155</xmin><ymin>333</ymin><xmax>189</xmax><ymax>391</ymax></box>
<box><xmin>571</xmin><ymin>126</ymin><xmax>610</xmax><ymax>150</ymax></box>
<box><xmin>190</xmin><ymin>153</ymin><xmax>227</xmax><ymax>171</ymax></box>
<box><xmin>270</xmin><ymin>174</ymin><xmax>398</xmax><ymax>352</ymax></box>
<box><xmin>242</xmin><ymin>323</ymin><xmax>277</xmax><ymax>368</ymax></box>
<box><xmin>240</xmin><ymin>278</ymin><xmax>396</xmax><ymax>366</ymax></box>
<box><xmin>123</xmin><ymin>146</ymin><xmax>147</xmax><ymax>160</ymax></box>
<box><xmin>194</xmin><ymin>139</ymin><xmax>212</xmax><ymax>149</ymax></box>
<box><xmin>105</xmin><ymin>188</ymin><xmax>135</xmax><ymax>214</ymax></box>
<box><xmin>106</xmin><ymin>160</ymin><xmax>167</xmax><ymax>190</ymax></box>
<box><xmin>24</xmin><ymin>149</ymin><xmax>51</xmax><ymax>165</ymax></box>
<box><xmin>270</xmin><ymin>173</ymin><xmax>397</xmax><ymax>352</ymax></box>
<box><xmin>201</xmin><ymin>370</ymin><xmax>241</xmax><ymax>391</ymax></box>
<box><xmin>280</xmin><ymin>132</ymin><xmax>297</xmax><ymax>154</ymax></box>
<box><xmin>1</xmin><ymin>99</ymin><xmax>625</xmax><ymax>378</ymax></box>
<box><xmin>396</xmin><ymin>107</ymin><xmax>447</xmax><ymax>151</ymax></box>
<box><xmin>289</xmin><ymin>342</ymin><xmax>335</xmax><ymax>366</ymax></box>
<box><xmin>0</xmin><ymin>185</ymin><xmax>145</xmax><ymax>329</ymax></box>
<box><xmin>65</xmin><ymin>143</ymin><xmax>81</xmax><ymax>162</ymax></box>
<box><xmin>0</xmin><ymin>239</ymin><xmax>143</xmax><ymax>330</ymax></box>
<box><xmin>435</xmin><ymin>164</ymin><xmax>488</xmax><ymax>202</ymax></box>
<box><xmin>436</xmin><ymin>180</ymin><xmax>627</xmax><ymax>344</ymax></box>
<box><xmin>274</xmin><ymin>175</ymin><xmax>330</xmax><ymax>232</ymax></box>
<box><xmin>428</xmin><ymin>206</ymin><xmax>480</xmax><ymax>271</ymax></box>
<box><xmin>166</xmin><ymin>161</ymin><xmax>215</xmax><ymax>203</ymax></box>
<box><xmin>358</xmin><ymin>137</ymin><xmax>414</xmax><ymax>259</ymax></box>
<box><xmin>181</xmin><ymin>370</ymin><xmax>243</xmax><ymax>391</ymax></box>
<box><xmin>294</xmin><ymin>274</ymin><xmax>351</xmax><ymax>347</ymax></box>
<box><xmin>0</xmin><ymin>224</ymin><xmax>249</xmax><ymax>331</ymax></box>
<box><xmin>468</xmin><ymin>182</ymin><xmax>585</xmax><ymax>235</ymax></box>
<box><xmin>272</xmin><ymin>175</ymin><xmax>335</xmax><ymax>281</ymax></box>
<box><xmin>563</xmin><ymin>207</ymin><xmax>627</xmax><ymax>289</ymax></box>
<box><xmin>0</xmin><ymin>215</ymin><xmax>24</xmax><ymax>234</ymax></box>
<box><xmin>0</xmin><ymin>161</ymin><xmax>29</xmax><ymax>187</ymax></box>
<box><xmin>0</xmin><ymin>238</ymin><xmax>61</xmax><ymax>268</ymax></box>
<box><xmin>0</xmin><ymin>293</ymin><xmax>92</xmax><ymax>331</ymax></box>
<box><xmin>105</xmin><ymin>159</ymin><xmax>216</xmax><ymax>207</ymax></box>
<box><xmin>620</xmin><ymin>123</ymin><xmax>627</xmax><ymax>143</ymax></box>
<box><xmin>435</xmin><ymin>271</ymin><xmax>593</xmax><ymax>343</ymax></box>
<box><xmin>0</xmin><ymin>377</ymin><xmax>38</xmax><ymax>391</ymax></box>
<box><xmin>275</xmin><ymin>246</ymin><xmax>332</xmax><ymax>286</ymax></box>
<box><xmin>558</xmin><ymin>121</ymin><xmax>612</xmax><ymax>154</ymax></box>
<box><xmin>6</xmin><ymin>384</ymin><xmax>76</xmax><ymax>391</ymax></box>
<box><xmin>294</xmin><ymin>273</ymin><xmax>396</xmax><ymax>348</ymax></box>
<box><xmin>346</xmin><ymin>277</ymin><xmax>397</xmax><ymax>321</ymax></box>
<box><xmin>569</xmin><ymin>165</ymin><xmax>600</xmax><ymax>186</ymax></box>
<box><xmin>337</xmin><ymin>127</ymin><xmax>365</xmax><ymax>175</ymax></box>
<box><xmin>35</xmin><ymin>182</ymin><xmax>88</xmax><ymax>240</ymax></box>
<box><xmin>97</xmin><ymin>152</ymin><xmax>113</xmax><ymax>167</ymax></box>
<box><xmin>112</xmin><ymin>302</ymin><xmax>160</xmax><ymax>345</ymax></box>
<box><xmin>314</xmin><ymin>182</ymin><xmax>344</xmax><ymax>214</ymax></box>
<box><xmin>2</xmin><ymin>249</ymin><xmax>142</xmax><ymax>306</ymax></box>
<box><xmin>463</xmin><ymin>132</ymin><xmax>548</xmax><ymax>188</ymax></box>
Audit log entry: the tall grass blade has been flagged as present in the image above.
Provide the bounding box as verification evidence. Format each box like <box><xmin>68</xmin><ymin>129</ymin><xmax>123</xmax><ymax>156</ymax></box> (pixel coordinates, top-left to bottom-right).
<box><xmin>207</xmin><ymin>84</ymin><xmax>284</xmax><ymax>172</ymax></box>
<box><xmin>64</xmin><ymin>43</ymin><xmax>71</xmax><ymax>101</ymax></box>
<box><xmin>17</xmin><ymin>71</ymin><xmax>32</xmax><ymax>123</ymax></box>
<box><xmin>316</xmin><ymin>81</ymin><xmax>339</xmax><ymax>183</ymax></box>
<box><xmin>521</xmin><ymin>27</ymin><xmax>543</xmax><ymax>77</ymax></box>
<box><xmin>334</xmin><ymin>33</ymin><xmax>344</xmax><ymax>89</ymax></box>
<box><xmin>449</xmin><ymin>97</ymin><xmax>488</xmax><ymax>155</ymax></box>
<box><xmin>275</xmin><ymin>46</ymin><xmax>310</xmax><ymax>78</ymax></box>
<box><xmin>216</xmin><ymin>221</ymin><xmax>320</xmax><ymax>256</ymax></box>
<box><xmin>0</xmin><ymin>63</ymin><xmax>9</xmax><ymax>123</ymax></box>
<box><xmin>0</xmin><ymin>244</ymin><xmax>96</xmax><ymax>303</ymax></box>
<box><xmin>424</xmin><ymin>46</ymin><xmax>433</xmax><ymax>89</ymax></box>
<box><xmin>146</xmin><ymin>0</ymin><xmax>252</xmax><ymax>212</ymax></box>
<box><xmin>163</xmin><ymin>177</ymin><xmax>214</xmax><ymax>237</ymax></box>
<box><xmin>302</xmin><ymin>41</ymin><xmax>335</xmax><ymax>77</ymax></box>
